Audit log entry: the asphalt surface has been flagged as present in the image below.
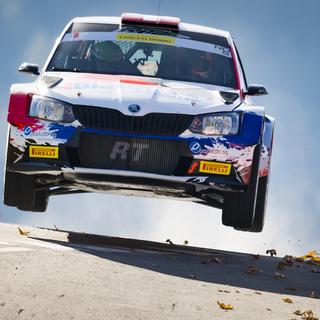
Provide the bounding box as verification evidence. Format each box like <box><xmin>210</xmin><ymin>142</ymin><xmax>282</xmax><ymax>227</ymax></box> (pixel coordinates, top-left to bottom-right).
<box><xmin>0</xmin><ymin>223</ymin><xmax>319</xmax><ymax>320</ymax></box>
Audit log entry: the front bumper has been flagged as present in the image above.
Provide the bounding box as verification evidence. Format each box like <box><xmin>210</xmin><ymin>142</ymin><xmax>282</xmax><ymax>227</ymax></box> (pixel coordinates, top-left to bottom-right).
<box><xmin>8</xmin><ymin>111</ymin><xmax>263</xmax><ymax>193</ymax></box>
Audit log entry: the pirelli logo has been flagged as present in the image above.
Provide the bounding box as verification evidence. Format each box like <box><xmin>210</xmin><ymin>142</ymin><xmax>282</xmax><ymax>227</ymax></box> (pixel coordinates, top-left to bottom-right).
<box><xmin>29</xmin><ymin>146</ymin><xmax>59</xmax><ymax>159</ymax></box>
<box><xmin>199</xmin><ymin>161</ymin><xmax>231</xmax><ymax>175</ymax></box>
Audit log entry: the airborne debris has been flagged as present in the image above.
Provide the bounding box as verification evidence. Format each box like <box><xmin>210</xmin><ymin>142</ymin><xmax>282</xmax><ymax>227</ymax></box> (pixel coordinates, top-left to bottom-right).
<box><xmin>217</xmin><ymin>301</ymin><xmax>233</xmax><ymax>310</ymax></box>
<box><xmin>166</xmin><ymin>239</ymin><xmax>173</xmax><ymax>245</ymax></box>
<box><xmin>266</xmin><ymin>249</ymin><xmax>277</xmax><ymax>257</ymax></box>
<box><xmin>17</xmin><ymin>226</ymin><xmax>29</xmax><ymax>236</ymax></box>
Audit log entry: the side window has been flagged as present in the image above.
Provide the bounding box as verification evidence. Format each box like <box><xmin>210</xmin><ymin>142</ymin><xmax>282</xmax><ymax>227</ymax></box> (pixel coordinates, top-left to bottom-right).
<box><xmin>233</xmin><ymin>42</ymin><xmax>248</xmax><ymax>90</ymax></box>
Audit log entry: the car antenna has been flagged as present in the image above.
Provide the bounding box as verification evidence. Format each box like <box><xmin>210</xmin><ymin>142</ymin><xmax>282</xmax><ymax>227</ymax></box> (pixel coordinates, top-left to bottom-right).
<box><xmin>157</xmin><ymin>0</ymin><xmax>162</xmax><ymax>15</ymax></box>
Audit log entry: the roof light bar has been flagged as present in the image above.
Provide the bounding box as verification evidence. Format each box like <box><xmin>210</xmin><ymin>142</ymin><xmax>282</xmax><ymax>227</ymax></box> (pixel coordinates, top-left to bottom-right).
<box><xmin>121</xmin><ymin>13</ymin><xmax>180</xmax><ymax>28</ymax></box>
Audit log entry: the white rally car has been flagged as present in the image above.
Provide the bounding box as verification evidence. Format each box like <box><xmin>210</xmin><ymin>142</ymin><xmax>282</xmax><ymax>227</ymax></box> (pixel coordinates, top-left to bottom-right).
<box><xmin>4</xmin><ymin>13</ymin><xmax>274</xmax><ymax>232</ymax></box>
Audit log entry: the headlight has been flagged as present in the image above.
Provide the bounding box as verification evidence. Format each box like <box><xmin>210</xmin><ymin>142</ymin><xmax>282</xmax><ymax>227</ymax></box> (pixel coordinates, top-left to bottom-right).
<box><xmin>29</xmin><ymin>96</ymin><xmax>75</xmax><ymax>122</ymax></box>
<box><xmin>189</xmin><ymin>113</ymin><xmax>240</xmax><ymax>135</ymax></box>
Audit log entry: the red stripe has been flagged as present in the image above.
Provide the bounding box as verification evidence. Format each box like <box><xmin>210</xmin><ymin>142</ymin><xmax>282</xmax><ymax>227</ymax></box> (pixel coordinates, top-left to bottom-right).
<box><xmin>229</xmin><ymin>45</ymin><xmax>241</xmax><ymax>91</ymax></box>
<box><xmin>120</xmin><ymin>79</ymin><xmax>157</xmax><ymax>86</ymax></box>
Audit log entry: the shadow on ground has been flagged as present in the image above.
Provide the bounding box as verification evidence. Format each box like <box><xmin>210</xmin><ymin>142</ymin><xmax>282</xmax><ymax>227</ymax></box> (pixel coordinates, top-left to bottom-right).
<box><xmin>30</xmin><ymin>229</ymin><xmax>320</xmax><ymax>299</ymax></box>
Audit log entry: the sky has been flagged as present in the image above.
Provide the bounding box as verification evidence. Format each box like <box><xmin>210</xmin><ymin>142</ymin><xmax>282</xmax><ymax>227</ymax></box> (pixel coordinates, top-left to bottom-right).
<box><xmin>0</xmin><ymin>0</ymin><xmax>319</xmax><ymax>256</ymax></box>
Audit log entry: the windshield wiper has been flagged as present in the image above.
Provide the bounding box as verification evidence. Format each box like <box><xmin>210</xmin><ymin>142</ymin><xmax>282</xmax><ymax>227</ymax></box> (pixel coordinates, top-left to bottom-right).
<box><xmin>50</xmin><ymin>66</ymin><xmax>82</xmax><ymax>72</ymax></box>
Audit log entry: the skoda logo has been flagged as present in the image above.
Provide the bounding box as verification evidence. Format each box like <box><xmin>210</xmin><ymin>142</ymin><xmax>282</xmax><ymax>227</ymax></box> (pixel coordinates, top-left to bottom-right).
<box><xmin>128</xmin><ymin>104</ymin><xmax>141</xmax><ymax>113</ymax></box>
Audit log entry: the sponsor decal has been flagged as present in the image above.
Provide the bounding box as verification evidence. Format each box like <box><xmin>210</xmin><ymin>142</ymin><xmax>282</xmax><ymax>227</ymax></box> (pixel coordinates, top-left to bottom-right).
<box><xmin>110</xmin><ymin>141</ymin><xmax>149</xmax><ymax>162</ymax></box>
<box><xmin>189</xmin><ymin>141</ymin><xmax>201</xmax><ymax>154</ymax></box>
<box><xmin>29</xmin><ymin>146</ymin><xmax>59</xmax><ymax>159</ymax></box>
<box><xmin>24</xmin><ymin>126</ymin><xmax>32</xmax><ymax>136</ymax></box>
<box><xmin>199</xmin><ymin>161</ymin><xmax>231</xmax><ymax>175</ymax></box>
<box><xmin>116</xmin><ymin>33</ymin><xmax>176</xmax><ymax>45</ymax></box>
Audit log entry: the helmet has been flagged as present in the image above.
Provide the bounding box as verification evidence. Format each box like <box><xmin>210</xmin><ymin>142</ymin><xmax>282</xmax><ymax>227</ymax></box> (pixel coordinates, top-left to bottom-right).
<box><xmin>92</xmin><ymin>41</ymin><xmax>123</xmax><ymax>62</ymax></box>
<box><xmin>191</xmin><ymin>53</ymin><xmax>213</xmax><ymax>79</ymax></box>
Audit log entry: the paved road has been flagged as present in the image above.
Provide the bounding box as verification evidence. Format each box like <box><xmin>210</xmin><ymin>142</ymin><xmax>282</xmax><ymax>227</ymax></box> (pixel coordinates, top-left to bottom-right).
<box><xmin>0</xmin><ymin>223</ymin><xmax>319</xmax><ymax>320</ymax></box>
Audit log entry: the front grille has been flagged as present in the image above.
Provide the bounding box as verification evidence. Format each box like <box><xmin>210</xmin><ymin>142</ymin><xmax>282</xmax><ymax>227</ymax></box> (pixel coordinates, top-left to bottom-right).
<box><xmin>73</xmin><ymin>105</ymin><xmax>194</xmax><ymax>135</ymax></box>
<box><xmin>78</xmin><ymin>133</ymin><xmax>190</xmax><ymax>175</ymax></box>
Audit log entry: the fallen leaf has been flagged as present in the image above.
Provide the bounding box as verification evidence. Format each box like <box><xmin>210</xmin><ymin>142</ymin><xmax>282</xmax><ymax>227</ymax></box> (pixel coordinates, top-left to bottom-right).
<box><xmin>18</xmin><ymin>227</ymin><xmax>29</xmax><ymax>236</ymax></box>
<box><xmin>285</xmin><ymin>287</ymin><xmax>297</xmax><ymax>291</ymax></box>
<box><xmin>305</xmin><ymin>251</ymin><xmax>318</xmax><ymax>258</ymax></box>
<box><xmin>166</xmin><ymin>239</ymin><xmax>173</xmax><ymax>245</ymax></box>
<box><xmin>296</xmin><ymin>250</ymin><xmax>320</xmax><ymax>264</ymax></box>
<box><xmin>245</xmin><ymin>267</ymin><xmax>262</xmax><ymax>275</ymax></box>
<box><xmin>282</xmin><ymin>297</ymin><xmax>293</xmax><ymax>303</ymax></box>
<box><xmin>294</xmin><ymin>309</ymin><xmax>319</xmax><ymax>320</ymax></box>
<box><xmin>183</xmin><ymin>240</ymin><xmax>189</xmax><ymax>245</ymax></box>
<box><xmin>294</xmin><ymin>310</ymin><xmax>304</xmax><ymax>316</ymax></box>
<box><xmin>284</xmin><ymin>255</ymin><xmax>294</xmax><ymax>265</ymax></box>
<box><xmin>311</xmin><ymin>268</ymin><xmax>320</xmax><ymax>273</ymax></box>
<box><xmin>217</xmin><ymin>301</ymin><xmax>233</xmax><ymax>310</ymax></box>
<box><xmin>254</xmin><ymin>291</ymin><xmax>262</xmax><ymax>295</ymax></box>
<box><xmin>274</xmin><ymin>272</ymin><xmax>286</xmax><ymax>279</ymax></box>
<box><xmin>218</xmin><ymin>289</ymin><xmax>230</xmax><ymax>293</ymax></box>
<box><xmin>266</xmin><ymin>249</ymin><xmax>277</xmax><ymax>257</ymax></box>
<box><xmin>201</xmin><ymin>256</ymin><xmax>223</xmax><ymax>264</ymax></box>
<box><xmin>266</xmin><ymin>308</ymin><xmax>272</xmax><ymax>311</ymax></box>
<box><xmin>212</xmin><ymin>257</ymin><xmax>223</xmax><ymax>263</ymax></box>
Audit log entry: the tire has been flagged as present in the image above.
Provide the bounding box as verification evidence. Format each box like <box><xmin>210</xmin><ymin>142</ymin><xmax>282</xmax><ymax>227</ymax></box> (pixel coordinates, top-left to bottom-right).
<box><xmin>4</xmin><ymin>171</ymin><xmax>48</xmax><ymax>213</ymax></box>
<box><xmin>222</xmin><ymin>146</ymin><xmax>260</xmax><ymax>229</ymax></box>
<box><xmin>3</xmin><ymin>126</ymin><xmax>49</xmax><ymax>212</ymax></box>
<box><xmin>247</xmin><ymin>176</ymin><xmax>269</xmax><ymax>232</ymax></box>
<box><xmin>3</xmin><ymin>171</ymin><xmax>19</xmax><ymax>207</ymax></box>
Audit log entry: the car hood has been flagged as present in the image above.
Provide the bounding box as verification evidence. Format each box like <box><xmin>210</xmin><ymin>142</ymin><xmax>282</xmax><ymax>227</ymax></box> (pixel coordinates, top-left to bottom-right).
<box><xmin>37</xmin><ymin>72</ymin><xmax>240</xmax><ymax>116</ymax></box>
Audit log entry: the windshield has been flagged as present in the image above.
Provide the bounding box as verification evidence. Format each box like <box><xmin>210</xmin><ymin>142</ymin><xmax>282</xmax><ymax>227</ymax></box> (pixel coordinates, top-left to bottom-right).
<box><xmin>47</xmin><ymin>23</ymin><xmax>236</xmax><ymax>88</ymax></box>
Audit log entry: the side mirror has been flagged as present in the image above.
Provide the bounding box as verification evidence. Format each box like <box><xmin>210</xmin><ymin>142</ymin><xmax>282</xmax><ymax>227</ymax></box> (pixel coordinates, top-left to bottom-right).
<box><xmin>18</xmin><ymin>62</ymin><xmax>40</xmax><ymax>75</ymax></box>
<box><xmin>246</xmin><ymin>84</ymin><xmax>268</xmax><ymax>96</ymax></box>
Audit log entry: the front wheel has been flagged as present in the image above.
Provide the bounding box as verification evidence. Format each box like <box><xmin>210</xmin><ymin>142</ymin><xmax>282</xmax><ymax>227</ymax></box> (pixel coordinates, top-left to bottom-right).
<box><xmin>4</xmin><ymin>171</ymin><xmax>49</xmax><ymax>212</ymax></box>
<box><xmin>246</xmin><ymin>176</ymin><xmax>269</xmax><ymax>232</ymax></box>
<box><xmin>222</xmin><ymin>146</ymin><xmax>260</xmax><ymax>230</ymax></box>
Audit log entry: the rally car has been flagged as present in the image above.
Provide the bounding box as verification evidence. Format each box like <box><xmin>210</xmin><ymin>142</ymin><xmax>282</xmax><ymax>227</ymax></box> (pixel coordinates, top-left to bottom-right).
<box><xmin>4</xmin><ymin>13</ymin><xmax>274</xmax><ymax>232</ymax></box>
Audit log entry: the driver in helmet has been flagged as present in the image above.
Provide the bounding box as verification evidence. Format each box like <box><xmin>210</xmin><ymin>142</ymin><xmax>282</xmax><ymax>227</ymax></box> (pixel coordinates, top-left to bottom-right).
<box><xmin>91</xmin><ymin>41</ymin><xmax>126</xmax><ymax>73</ymax></box>
<box><xmin>190</xmin><ymin>52</ymin><xmax>214</xmax><ymax>82</ymax></box>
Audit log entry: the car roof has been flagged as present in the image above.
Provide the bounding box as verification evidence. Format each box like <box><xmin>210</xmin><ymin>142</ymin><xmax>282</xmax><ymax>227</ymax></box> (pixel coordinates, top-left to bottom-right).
<box><xmin>71</xmin><ymin>16</ymin><xmax>231</xmax><ymax>39</ymax></box>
